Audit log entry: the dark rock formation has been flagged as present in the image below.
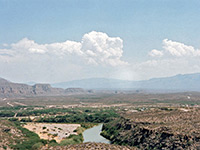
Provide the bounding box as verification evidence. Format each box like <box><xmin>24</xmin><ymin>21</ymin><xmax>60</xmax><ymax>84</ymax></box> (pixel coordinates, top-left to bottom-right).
<box><xmin>0</xmin><ymin>77</ymin><xmax>86</xmax><ymax>97</ymax></box>
<box><xmin>101</xmin><ymin>117</ymin><xmax>200</xmax><ymax>150</ymax></box>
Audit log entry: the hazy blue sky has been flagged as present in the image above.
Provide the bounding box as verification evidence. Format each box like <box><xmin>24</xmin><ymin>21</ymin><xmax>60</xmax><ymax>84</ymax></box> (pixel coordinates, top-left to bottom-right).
<box><xmin>1</xmin><ymin>0</ymin><xmax>200</xmax><ymax>83</ymax></box>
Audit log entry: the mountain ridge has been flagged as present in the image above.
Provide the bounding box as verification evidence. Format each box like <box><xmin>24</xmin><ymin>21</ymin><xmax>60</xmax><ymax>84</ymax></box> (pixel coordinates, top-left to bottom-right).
<box><xmin>52</xmin><ymin>73</ymin><xmax>200</xmax><ymax>91</ymax></box>
<box><xmin>0</xmin><ymin>78</ymin><xmax>87</xmax><ymax>98</ymax></box>
<box><xmin>1</xmin><ymin>72</ymin><xmax>200</xmax><ymax>96</ymax></box>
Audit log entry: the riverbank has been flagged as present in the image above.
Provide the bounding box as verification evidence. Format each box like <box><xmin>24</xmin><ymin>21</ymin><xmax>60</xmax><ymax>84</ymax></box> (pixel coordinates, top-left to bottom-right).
<box><xmin>83</xmin><ymin>124</ymin><xmax>110</xmax><ymax>143</ymax></box>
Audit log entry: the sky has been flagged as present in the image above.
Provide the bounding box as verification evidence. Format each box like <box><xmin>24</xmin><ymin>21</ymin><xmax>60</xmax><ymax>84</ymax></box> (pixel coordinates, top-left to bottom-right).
<box><xmin>0</xmin><ymin>0</ymin><xmax>200</xmax><ymax>83</ymax></box>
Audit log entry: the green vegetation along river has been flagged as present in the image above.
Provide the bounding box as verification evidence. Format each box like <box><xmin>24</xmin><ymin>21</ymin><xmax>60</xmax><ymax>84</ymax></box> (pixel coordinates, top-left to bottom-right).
<box><xmin>83</xmin><ymin>124</ymin><xmax>110</xmax><ymax>144</ymax></box>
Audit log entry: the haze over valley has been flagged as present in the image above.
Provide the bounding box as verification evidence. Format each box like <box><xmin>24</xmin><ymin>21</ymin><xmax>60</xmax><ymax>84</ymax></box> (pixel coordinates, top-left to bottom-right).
<box><xmin>1</xmin><ymin>0</ymin><xmax>200</xmax><ymax>150</ymax></box>
<box><xmin>52</xmin><ymin>72</ymin><xmax>200</xmax><ymax>91</ymax></box>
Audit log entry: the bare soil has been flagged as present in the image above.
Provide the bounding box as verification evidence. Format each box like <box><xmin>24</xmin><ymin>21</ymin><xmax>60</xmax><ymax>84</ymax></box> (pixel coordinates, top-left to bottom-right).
<box><xmin>23</xmin><ymin>123</ymin><xmax>80</xmax><ymax>143</ymax></box>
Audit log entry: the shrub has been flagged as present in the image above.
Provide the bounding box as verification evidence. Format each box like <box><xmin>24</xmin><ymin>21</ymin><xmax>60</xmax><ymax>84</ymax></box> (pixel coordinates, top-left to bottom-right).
<box><xmin>32</xmin><ymin>142</ymin><xmax>43</xmax><ymax>150</ymax></box>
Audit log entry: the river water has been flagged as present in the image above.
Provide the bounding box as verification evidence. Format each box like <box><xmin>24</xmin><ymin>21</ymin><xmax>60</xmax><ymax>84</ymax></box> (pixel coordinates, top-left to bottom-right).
<box><xmin>83</xmin><ymin>124</ymin><xmax>111</xmax><ymax>144</ymax></box>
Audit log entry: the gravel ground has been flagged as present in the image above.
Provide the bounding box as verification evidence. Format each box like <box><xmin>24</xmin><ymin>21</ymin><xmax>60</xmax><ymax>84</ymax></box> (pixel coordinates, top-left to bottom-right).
<box><xmin>23</xmin><ymin>123</ymin><xmax>80</xmax><ymax>143</ymax></box>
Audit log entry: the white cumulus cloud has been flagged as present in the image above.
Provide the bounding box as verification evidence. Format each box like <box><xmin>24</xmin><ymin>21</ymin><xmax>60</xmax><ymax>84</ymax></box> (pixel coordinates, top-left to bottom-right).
<box><xmin>149</xmin><ymin>39</ymin><xmax>200</xmax><ymax>58</ymax></box>
<box><xmin>137</xmin><ymin>39</ymin><xmax>200</xmax><ymax>80</ymax></box>
<box><xmin>81</xmin><ymin>31</ymin><xmax>127</xmax><ymax>66</ymax></box>
<box><xmin>149</xmin><ymin>49</ymin><xmax>163</xmax><ymax>57</ymax></box>
<box><xmin>0</xmin><ymin>31</ymin><xmax>127</xmax><ymax>66</ymax></box>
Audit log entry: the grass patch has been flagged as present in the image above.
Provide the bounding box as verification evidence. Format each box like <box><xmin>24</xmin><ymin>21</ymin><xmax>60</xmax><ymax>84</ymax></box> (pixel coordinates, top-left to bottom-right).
<box><xmin>60</xmin><ymin>134</ymin><xmax>83</xmax><ymax>146</ymax></box>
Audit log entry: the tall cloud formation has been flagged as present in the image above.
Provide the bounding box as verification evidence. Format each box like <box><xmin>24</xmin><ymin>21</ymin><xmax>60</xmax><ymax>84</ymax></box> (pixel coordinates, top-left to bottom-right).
<box><xmin>1</xmin><ymin>34</ymin><xmax>200</xmax><ymax>82</ymax></box>
<box><xmin>0</xmin><ymin>31</ymin><xmax>127</xmax><ymax>66</ymax></box>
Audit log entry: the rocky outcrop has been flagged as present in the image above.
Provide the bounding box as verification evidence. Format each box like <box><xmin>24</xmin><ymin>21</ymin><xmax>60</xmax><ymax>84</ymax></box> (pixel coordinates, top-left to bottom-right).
<box><xmin>0</xmin><ymin>78</ymin><xmax>34</xmax><ymax>96</ymax></box>
<box><xmin>0</xmin><ymin>77</ymin><xmax>87</xmax><ymax>97</ymax></box>
<box><xmin>101</xmin><ymin>117</ymin><xmax>200</xmax><ymax>150</ymax></box>
<box><xmin>32</xmin><ymin>84</ymin><xmax>64</xmax><ymax>95</ymax></box>
<box><xmin>41</xmin><ymin>142</ymin><xmax>136</xmax><ymax>150</ymax></box>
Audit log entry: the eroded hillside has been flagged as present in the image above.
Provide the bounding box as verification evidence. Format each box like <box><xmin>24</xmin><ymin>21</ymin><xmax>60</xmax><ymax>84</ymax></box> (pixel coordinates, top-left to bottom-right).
<box><xmin>101</xmin><ymin>108</ymin><xmax>200</xmax><ymax>150</ymax></box>
<box><xmin>0</xmin><ymin>120</ymin><xmax>25</xmax><ymax>150</ymax></box>
<box><xmin>0</xmin><ymin>77</ymin><xmax>87</xmax><ymax>98</ymax></box>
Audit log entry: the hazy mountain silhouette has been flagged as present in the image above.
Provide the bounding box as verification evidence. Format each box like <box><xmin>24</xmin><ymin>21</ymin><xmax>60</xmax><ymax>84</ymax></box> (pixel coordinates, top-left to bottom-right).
<box><xmin>52</xmin><ymin>73</ymin><xmax>200</xmax><ymax>91</ymax></box>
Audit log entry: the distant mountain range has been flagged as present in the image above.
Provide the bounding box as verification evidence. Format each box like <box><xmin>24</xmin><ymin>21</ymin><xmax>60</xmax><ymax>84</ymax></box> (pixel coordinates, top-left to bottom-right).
<box><xmin>52</xmin><ymin>73</ymin><xmax>200</xmax><ymax>91</ymax></box>
<box><xmin>0</xmin><ymin>78</ymin><xmax>87</xmax><ymax>98</ymax></box>
<box><xmin>0</xmin><ymin>72</ymin><xmax>200</xmax><ymax>98</ymax></box>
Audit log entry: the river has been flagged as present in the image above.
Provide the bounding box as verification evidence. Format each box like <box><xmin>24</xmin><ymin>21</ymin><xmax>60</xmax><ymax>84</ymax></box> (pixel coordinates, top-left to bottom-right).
<box><xmin>83</xmin><ymin>124</ymin><xmax>111</xmax><ymax>144</ymax></box>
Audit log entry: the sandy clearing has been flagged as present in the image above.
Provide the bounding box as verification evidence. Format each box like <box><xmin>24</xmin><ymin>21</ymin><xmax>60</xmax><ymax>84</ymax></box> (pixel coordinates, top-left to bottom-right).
<box><xmin>23</xmin><ymin>123</ymin><xmax>81</xmax><ymax>143</ymax></box>
<box><xmin>7</xmin><ymin>102</ymin><xmax>14</xmax><ymax>107</ymax></box>
<box><xmin>14</xmin><ymin>102</ymin><xmax>27</xmax><ymax>106</ymax></box>
<box><xmin>180</xmin><ymin>108</ymin><xmax>190</xmax><ymax>112</ymax></box>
